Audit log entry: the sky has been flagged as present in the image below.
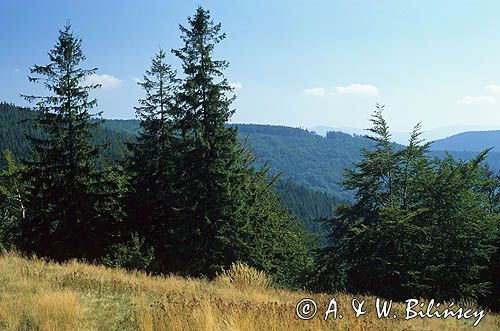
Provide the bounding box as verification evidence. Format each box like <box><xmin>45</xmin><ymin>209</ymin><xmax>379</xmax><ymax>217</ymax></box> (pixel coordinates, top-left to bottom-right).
<box><xmin>2</xmin><ymin>0</ymin><xmax>500</xmax><ymax>136</ymax></box>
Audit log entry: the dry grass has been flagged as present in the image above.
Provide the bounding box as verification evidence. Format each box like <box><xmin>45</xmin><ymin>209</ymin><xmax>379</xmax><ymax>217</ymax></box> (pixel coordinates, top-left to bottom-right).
<box><xmin>0</xmin><ymin>252</ymin><xmax>498</xmax><ymax>330</ymax></box>
<box><xmin>215</xmin><ymin>262</ymin><xmax>272</xmax><ymax>290</ymax></box>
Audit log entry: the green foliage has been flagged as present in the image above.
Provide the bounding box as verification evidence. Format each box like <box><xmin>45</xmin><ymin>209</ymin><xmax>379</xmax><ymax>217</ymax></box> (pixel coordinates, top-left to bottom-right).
<box><xmin>0</xmin><ymin>150</ymin><xmax>26</xmax><ymax>249</ymax></box>
<box><xmin>475</xmin><ymin>165</ymin><xmax>500</xmax><ymax>310</ymax></box>
<box><xmin>167</xmin><ymin>7</ymin><xmax>311</xmax><ymax>283</ymax></box>
<box><xmin>101</xmin><ymin>232</ymin><xmax>155</xmax><ymax>271</ymax></box>
<box><xmin>0</xmin><ymin>7</ymin><xmax>497</xmax><ymax>309</ymax></box>
<box><xmin>123</xmin><ymin>48</ymin><xmax>179</xmax><ymax>273</ymax></box>
<box><xmin>19</xmin><ymin>24</ymin><xmax>124</xmax><ymax>261</ymax></box>
<box><xmin>275</xmin><ymin>179</ymin><xmax>341</xmax><ymax>234</ymax></box>
<box><xmin>317</xmin><ymin>105</ymin><xmax>499</xmax><ymax>302</ymax></box>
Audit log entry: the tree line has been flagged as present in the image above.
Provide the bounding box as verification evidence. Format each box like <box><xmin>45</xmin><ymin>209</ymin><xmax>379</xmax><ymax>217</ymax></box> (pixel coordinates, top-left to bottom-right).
<box><xmin>0</xmin><ymin>6</ymin><xmax>499</xmax><ymax>310</ymax></box>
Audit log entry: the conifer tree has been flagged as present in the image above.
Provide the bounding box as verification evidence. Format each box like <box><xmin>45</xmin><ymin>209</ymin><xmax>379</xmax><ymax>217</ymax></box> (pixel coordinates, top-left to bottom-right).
<box><xmin>124</xmin><ymin>49</ymin><xmax>178</xmax><ymax>271</ymax></box>
<box><xmin>166</xmin><ymin>7</ymin><xmax>311</xmax><ymax>279</ymax></box>
<box><xmin>317</xmin><ymin>106</ymin><xmax>498</xmax><ymax>301</ymax></box>
<box><xmin>20</xmin><ymin>24</ymin><xmax>122</xmax><ymax>261</ymax></box>
<box><xmin>167</xmin><ymin>7</ymin><xmax>246</xmax><ymax>277</ymax></box>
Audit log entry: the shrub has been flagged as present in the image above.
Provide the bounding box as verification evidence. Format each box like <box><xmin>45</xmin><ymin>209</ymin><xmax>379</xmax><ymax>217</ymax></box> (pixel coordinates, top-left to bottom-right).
<box><xmin>215</xmin><ymin>262</ymin><xmax>272</xmax><ymax>290</ymax></box>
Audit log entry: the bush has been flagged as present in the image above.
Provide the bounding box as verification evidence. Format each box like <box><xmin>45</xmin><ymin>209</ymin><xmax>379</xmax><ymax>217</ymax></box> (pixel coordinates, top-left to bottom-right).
<box><xmin>101</xmin><ymin>233</ymin><xmax>155</xmax><ymax>271</ymax></box>
<box><xmin>215</xmin><ymin>262</ymin><xmax>272</xmax><ymax>290</ymax></box>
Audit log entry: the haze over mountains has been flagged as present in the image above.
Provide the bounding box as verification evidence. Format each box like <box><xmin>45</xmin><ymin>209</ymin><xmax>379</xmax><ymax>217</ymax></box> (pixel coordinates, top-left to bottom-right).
<box><xmin>310</xmin><ymin>125</ymin><xmax>500</xmax><ymax>146</ymax></box>
<box><xmin>430</xmin><ymin>130</ymin><xmax>500</xmax><ymax>152</ymax></box>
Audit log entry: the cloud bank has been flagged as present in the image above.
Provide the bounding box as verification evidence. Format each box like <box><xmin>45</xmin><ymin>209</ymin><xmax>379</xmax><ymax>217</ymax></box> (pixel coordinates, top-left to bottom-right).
<box><xmin>229</xmin><ymin>82</ymin><xmax>243</xmax><ymax>89</ymax></box>
<box><xmin>458</xmin><ymin>96</ymin><xmax>495</xmax><ymax>105</ymax></box>
<box><xmin>334</xmin><ymin>83</ymin><xmax>379</xmax><ymax>96</ymax></box>
<box><xmin>85</xmin><ymin>74</ymin><xmax>122</xmax><ymax>89</ymax></box>
<box><xmin>304</xmin><ymin>87</ymin><xmax>326</xmax><ymax>96</ymax></box>
<box><xmin>484</xmin><ymin>84</ymin><xmax>500</xmax><ymax>95</ymax></box>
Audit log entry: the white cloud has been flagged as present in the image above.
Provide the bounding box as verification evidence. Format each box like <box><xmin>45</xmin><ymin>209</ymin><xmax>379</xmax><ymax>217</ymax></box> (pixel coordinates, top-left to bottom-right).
<box><xmin>334</xmin><ymin>83</ymin><xmax>379</xmax><ymax>96</ymax></box>
<box><xmin>458</xmin><ymin>96</ymin><xmax>495</xmax><ymax>105</ymax></box>
<box><xmin>229</xmin><ymin>81</ymin><xmax>243</xmax><ymax>89</ymax></box>
<box><xmin>304</xmin><ymin>87</ymin><xmax>326</xmax><ymax>97</ymax></box>
<box><xmin>484</xmin><ymin>84</ymin><xmax>500</xmax><ymax>95</ymax></box>
<box><xmin>85</xmin><ymin>74</ymin><xmax>122</xmax><ymax>89</ymax></box>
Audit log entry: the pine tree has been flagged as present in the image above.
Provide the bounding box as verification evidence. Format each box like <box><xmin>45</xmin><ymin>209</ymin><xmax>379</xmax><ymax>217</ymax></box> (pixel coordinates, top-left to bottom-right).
<box><xmin>20</xmin><ymin>24</ymin><xmax>122</xmax><ymax>261</ymax></box>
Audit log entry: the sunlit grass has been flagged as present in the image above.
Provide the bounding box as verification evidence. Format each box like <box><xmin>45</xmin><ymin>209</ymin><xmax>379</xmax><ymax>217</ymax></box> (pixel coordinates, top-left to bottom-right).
<box><xmin>0</xmin><ymin>252</ymin><xmax>498</xmax><ymax>330</ymax></box>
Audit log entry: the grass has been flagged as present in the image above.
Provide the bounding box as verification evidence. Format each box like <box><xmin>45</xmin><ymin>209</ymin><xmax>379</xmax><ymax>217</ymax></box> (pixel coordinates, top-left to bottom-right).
<box><xmin>0</xmin><ymin>252</ymin><xmax>498</xmax><ymax>330</ymax></box>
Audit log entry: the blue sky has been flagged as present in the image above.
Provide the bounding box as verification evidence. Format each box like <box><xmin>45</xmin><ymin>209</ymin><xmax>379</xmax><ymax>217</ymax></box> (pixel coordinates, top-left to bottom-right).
<box><xmin>2</xmin><ymin>0</ymin><xmax>500</xmax><ymax>136</ymax></box>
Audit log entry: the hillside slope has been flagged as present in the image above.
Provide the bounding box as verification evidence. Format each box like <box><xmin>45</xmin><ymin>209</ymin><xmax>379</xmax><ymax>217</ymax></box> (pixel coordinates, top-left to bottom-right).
<box><xmin>0</xmin><ymin>253</ymin><xmax>497</xmax><ymax>330</ymax></box>
<box><xmin>431</xmin><ymin>130</ymin><xmax>500</xmax><ymax>152</ymax></box>
<box><xmin>0</xmin><ymin>102</ymin><xmax>130</xmax><ymax>167</ymax></box>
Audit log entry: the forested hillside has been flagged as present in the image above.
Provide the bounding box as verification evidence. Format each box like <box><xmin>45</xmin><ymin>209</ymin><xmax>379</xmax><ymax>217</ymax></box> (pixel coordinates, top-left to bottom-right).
<box><xmin>105</xmin><ymin>120</ymin><xmax>500</xmax><ymax>196</ymax></box>
<box><xmin>4</xmin><ymin>102</ymin><xmax>500</xmax><ymax>200</ymax></box>
<box><xmin>0</xmin><ymin>102</ymin><xmax>130</xmax><ymax>167</ymax></box>
<box><xmin>275</xmin><ymin>179</ymin><xmax>340</xmax><ymax>233</ymax></box>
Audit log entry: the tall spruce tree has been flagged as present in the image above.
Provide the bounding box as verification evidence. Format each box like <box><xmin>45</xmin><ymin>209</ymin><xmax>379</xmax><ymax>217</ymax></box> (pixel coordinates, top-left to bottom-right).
<box><xmin>165</xmin><ymin>7</ymin><xmax>311</xmax><ymax>280</ymax></box>
<box><xmin>124</xmin><ymin>49</ymin><xmax>179</xmax><ymax>271</ymax></box>
<box><xmin>170</xmin><ymin>6</ymin><xmax>241</xmax><ymax>277</ymax></box>
<box><xmin>20</xmin><ymin>24</ymin><xmax>122</xmax><ymax>261</ymax></box>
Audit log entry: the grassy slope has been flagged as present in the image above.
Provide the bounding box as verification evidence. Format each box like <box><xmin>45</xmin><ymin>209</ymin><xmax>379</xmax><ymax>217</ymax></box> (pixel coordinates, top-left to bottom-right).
<box><xmin>0</xmin><ymin>253</ymin><xmax>498</xmax><ymax>331</ymax></box>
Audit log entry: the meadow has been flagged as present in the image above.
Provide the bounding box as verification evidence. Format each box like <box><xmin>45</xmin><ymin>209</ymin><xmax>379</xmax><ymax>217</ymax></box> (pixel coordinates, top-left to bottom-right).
<box><xmin>0</xmin><ymin>252</ymin><xmax>498</xmax><ymax>330</ymax></box>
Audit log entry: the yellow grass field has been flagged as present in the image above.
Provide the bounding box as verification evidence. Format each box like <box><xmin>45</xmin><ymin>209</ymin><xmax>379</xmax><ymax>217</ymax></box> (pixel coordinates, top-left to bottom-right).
<box><xmin>0</xmin><ymin>252</ymin><xmax>498</xmax><ymax>331</ymax></box>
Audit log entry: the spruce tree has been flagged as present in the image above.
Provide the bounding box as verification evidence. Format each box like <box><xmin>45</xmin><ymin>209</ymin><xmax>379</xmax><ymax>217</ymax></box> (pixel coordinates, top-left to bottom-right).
<box><xmin>166</xmin><ymin>7</ymin><xmax>311</xmax><ymax>279</ymax></box>
<box><xmin>167</xmin><ymin>7</ymin><xmax>244</xmax><ymax>277</ymax></box>
<box><xmin>20</xmin><ymin>24</ymin><xmax>122</xmax><ymax>261</ymax></box>
<box><xmin>124</xmin><ymin>49</ymin><xmax>178</xmax><ymax>271</ymax></box>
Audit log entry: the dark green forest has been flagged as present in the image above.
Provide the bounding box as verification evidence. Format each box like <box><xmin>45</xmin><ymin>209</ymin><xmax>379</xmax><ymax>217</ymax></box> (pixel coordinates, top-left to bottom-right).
<box><xmin>0</xmin><ymin>102</ymin><xmax>339</xmax><ymax>235</ymax></box>
<box><xmin>0</xmin><ymin>6</ymin><xmax>499</xmax><ymax>311</ymax></box>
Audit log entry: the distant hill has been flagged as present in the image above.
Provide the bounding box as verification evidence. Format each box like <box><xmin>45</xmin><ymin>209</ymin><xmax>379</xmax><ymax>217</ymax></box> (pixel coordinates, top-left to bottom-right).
<box><xmin>2</xmin><ymin>102</ymin><xmax>500</xmax><ymax>214</ymax></box>
<box><xmin>101</xmin><ymin>119</ymin><xmax>140</xmax><ymax>136</ymax></box>
<box><xmin>430</xmin><ymin>130</ymin><xmax>500</xmax><ymax>152</ymax></box>
<box><xmin>234</xmin><ymin>125</ymin><xmax>373</xmax><ymax>200</ymax></box>
<box><xmin>102</xmin><ymin>120</ymin><xmax>500</xmax><ymax>198</ymax></box>
<box><xmin>310</xmin><ymin>125</ymin><xmax>500</xmax><ymax>145</ymax></box>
